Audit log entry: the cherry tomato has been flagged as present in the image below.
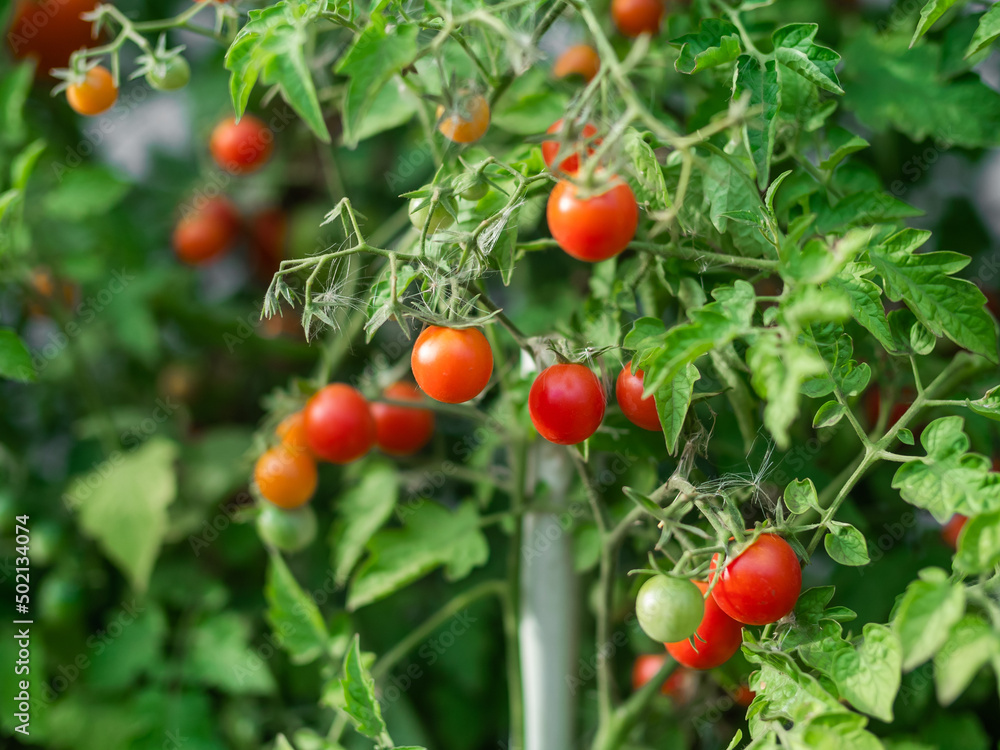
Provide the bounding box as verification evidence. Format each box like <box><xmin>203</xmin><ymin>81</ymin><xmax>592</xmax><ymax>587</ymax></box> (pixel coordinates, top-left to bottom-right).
<box><xmin>553</xmin><ymin>44</ymin><xmax>601</xmax><ymax>82</ymax></box>
<box><xmin>27</xmin><ymin>268</ymin><xmax>77</xmax><ymax>316</ymax></box>
<box><xmin>612</xmin><ymin>0</ymin><xmax>665</xmax><ymax>37</ymax></box>
<box><xmin>732</xmin><ymin>684</ymin><xmax>755</xmax><ymax>707</ymax></box>
<box><xmin>547</xmin><ymin>178</ymin><xmax>638</xmax><ymax>262</ymax></box>
<box><xmin>528</xmin><ymin>363</ymin><xmax>606</xmax><ymax>445</ymax></box>
<box><xmin>145</xmin><ymin>55</ymin><xmax>190</xmax><ymax>91</ymax></box>
<box><xmin>304</xmin><ymin>384</ymin><xmax>376</xmax><ymax>464</ymax></box>
<box><xmin>616</xmin><ymin>361</ymin><xmax>661</xmax><ymax>431</ymax></box>
<box><xmin>941</xmin><ymin>514</ymin><xmax>968</xmax><ymax>550</ymax></box>
<box><xmin>636</xmin><ymin>574</ymin><xmax>704</xmax><ymax>642</ymax></box>
<box><xmin>665</xmin><ymin>580</ymin><xmax>744</xmax><ymax>670</ymax></box>
<box><xmin>256</xmin><ymin>503</ymin><xmax>317</xmax><ymax>552</ymax></box>
<box><xmin>864</xmin><ymin>387</ymin><xmax>914</xmax><ymax>430</ymax></box>
<box><xmin>210</xmin><ymin>115</ymin><xmax>274</xmax><ymax>174</ymax></box>
<box><xmin>254</xmin><ymin>444</ymin><xmax>318</xmax><ymax>509</ymax></box>
<box><xmin>249</xmin><ymin>208</ymin><xmax>287</xmax><ymax>281</ymax></box>
<box><xmin>541</xmin><ymin>119</ymin><xmax>599</xmax><ymax>174</ymax></box>
<box><xmin>460</xmin><ymin>180</ymin><xmax>489</xmax><ymax>202</ymax></box>
<box><xmin>631</xmin><ymin>654</ymin><xmax>697</xmax><ymax>703</ymax></box>
<box><xmin>372</xmin><ymin>382</ymin><xmax>435</xmax><ymax>456</ymax></box>
<box><xmin>709</xmin><ymin>533</ymin><xmax>801</xmax><ymax>626</ymax></box>
<box><xmin>276</xmin><ymin>411</ymin><xmax>311</xmax><ymax>455</ymax></box>
<box><xmin>409</xmin><ymin>196</ymin><xmax>456</xmax><ymax>234</ymax></box>
<box><xmin>172</xmin><ymin>196</ymin><xmax>241</xmax><ymax>265</ymax></box>
<box><xmin>437</xmin><ymin>92</ymin><xmax>490</xmax><ymax>143</ymax></box>
<box><xmin>411</xmin><ymin>326</ymin><xmax>494</xmax><ymax>404</ymax></box>
<box><xmin>7</xmin><ymin>0</ymin><xmax>99</xmax><ymax>78</ymax></box>
<box><xmin>66</xmin><ymin>65</ymin><xmax>117</xmax><ymax>116</ymax></box>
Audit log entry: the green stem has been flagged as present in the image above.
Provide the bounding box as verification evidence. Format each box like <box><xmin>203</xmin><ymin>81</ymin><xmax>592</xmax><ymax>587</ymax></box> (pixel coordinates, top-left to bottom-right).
<box><xmin>592</xmin><ymin>656</ymin><xmax>676</xmax><ymax>750</ymax></box>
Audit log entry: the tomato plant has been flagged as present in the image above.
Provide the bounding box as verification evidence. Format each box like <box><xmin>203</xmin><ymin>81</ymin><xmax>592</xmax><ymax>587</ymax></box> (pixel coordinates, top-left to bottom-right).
<box><xmin>546</xmin><ymin>178</ymin><xmax>638</xmax><ymax>261</ymax></box>
<box><xmin>528</xmin><ymin>363</ymin><xmax>606</xmax><ymax>445</ymax></box>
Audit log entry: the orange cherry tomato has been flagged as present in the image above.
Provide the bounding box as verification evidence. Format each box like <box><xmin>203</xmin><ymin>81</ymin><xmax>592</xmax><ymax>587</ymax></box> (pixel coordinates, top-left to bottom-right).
<box><xmin>612</xmin><ymin>0</ymin><xmax>665</xmax><ymax>37</ymax></box>
<box><xmin>172</xmin><ymin>197</ymin><xmax>241</xmax><ymax>265</ymax></box>
<box><xmin>276</xmin><ymin>411</ymin><xmax>311</xmax><ymax>455</ymax></box>
<box><xmin>66</xmin><ymin>65</ymin><xmax>117</xmax><ymax>116</ymax></box>
<box><xmin>437</xmin><ymin>92</ymin><xmax>490</xmax><ymax>144</ymax></box>
<box><xmin>7</xmin><ymin>0</ymin><xmax>99</xmax><ymax>78</ymax></box>
<box><xmin>254</xmin><ymin>445</ymin><xmax>318</xmax><ymax>509</ymax></box>
<box><xmin>411</xmin><ymin>326</ymin><xmax>494</xmax><ymax>404</ymax></box>
<box><xmin>941</xmin><ymin>514</ymin><xmax>968</xmax><ymax>549</ymax></box>
<box><xmin>541</xmin><ymin>119</ymin><xmax>599</xmax><ymax>174</ymax></box>
<box><xmin>210</xmin><ymin>115</ymin><xmax>274</xmax><ymax>174</ymax></box>
<box><xmin>553</xmin><ymin>44</ymin><xmax>600</xmax><ymax>82</ymax></box>
<box><xmin>371</xmin><ymin>382</ymin><xmax>436</xmax><ymax>456</ymax></box>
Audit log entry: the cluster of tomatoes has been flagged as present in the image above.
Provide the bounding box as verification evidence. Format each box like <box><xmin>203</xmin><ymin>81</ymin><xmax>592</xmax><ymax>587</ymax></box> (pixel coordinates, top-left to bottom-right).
<box><xmin>635</xmin><ymin>534</ymin><xmax>801</xmax><ymax>672</ymax></box>
<box><xmin>631</xmin><ymin>653</ymin><xmax>755</xmax><ymax>707</ymax></box>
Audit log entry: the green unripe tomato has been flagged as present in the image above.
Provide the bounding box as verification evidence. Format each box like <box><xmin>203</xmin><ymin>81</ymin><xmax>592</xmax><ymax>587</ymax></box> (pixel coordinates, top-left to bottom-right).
<box><xmin>460</xmin><ymin>180</ymin><xmax>489</xmax><ymax>202</ymax></box>
<box><xmin>256</xmin><ymin>503</ymin><xmax>317</xmax><ymax>552</ymax></box>
<box><xmin>146</xmin><ymin>56</ymin><xmax>191</xmax><ymax>91</ymax></box>
<box><xmin>409</xmin><ymin>196</ymin><xmax>456</xmax><ymax>234</ymax></box>
<box><xmin>635</xmin><ymin>575</ymin><xmax>704</xmax><ymax>643</ymax></box>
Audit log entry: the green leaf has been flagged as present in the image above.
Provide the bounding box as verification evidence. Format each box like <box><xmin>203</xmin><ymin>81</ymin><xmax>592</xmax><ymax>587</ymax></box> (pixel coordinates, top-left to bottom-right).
<box><xmin>824</xmin><ymin>521</ymin><xmax>870</xmax><ymax>566</ymax></box>
<box><xmin>747</xmin><ymin>332</ymin><xmax>825</xmax><ymax>448</ymax></box>
<box><xmin>0</xmin><ymin>329</ymin><xmax>34</xmax><ymax>383</ymax></box>
<box><xmin>673</xmin><ymin>19</ymin><xmax>743</xmax><ymax>74</ymax></box>
<box><xmin>182</xmin><ymin>612</ymin><xmax>276</xmax><ymax>694</ymax></box>
<box><xmin>813</xmin><ymin>400</ymin><xmax>846</xmax><ymax>428</ymax></box>
<box><xmin>492</xmin><ymin>67</ymin><xmax>568</xmax><ymax>135</ymax></box>
<box><xmin>869</xmin><ymin>229</ymin><xmax>997</xmax><ymax>362</ymax></box>
<box><xmin>892</xmin><ymin>568</ymin><xmax>966</xmax><ymax>671</ymax></box>
<box><xmin>893</xmin><ymin>416</ymin><xmax>1000</xmax><ymax>522</ymax></box>
<box><xmin>266</xmin><ymin>551</ymin><xmax>330</xmax><ymax>663</ymax></box>
<box><xmin>341</xmin><ymin>635</ymin><xmax>387</xmax><ymax>740</ymax></box>
<box><xmin>911</xmin><ymin>0</ymin><xmax>962</xmax><ymax>47</ymax></box>
<box><xmin>88</xmin><ymin>604</ymin><xmax>167</xmax><ymax>691</ymax></box>
<box><xmin>933</xmin><ymin>615</ymin><xmax>998</xmax><ymax>705</ymax></box>
<box><xmin>966</xmin><ymin>4</ymin><xmax>1000</xmax><ymax>57</ymax></box>
<box><xmin>954</xmin><ymin>510</ymin><xmax>1000</xmax><ymax>574</ymax></box>
<box><xmin>623</xmin><ymin>128</ymin><xmax>669</xmax><ymax>211</ymax></box>
<box><xmin>66</xmin><ymin>439</ymin><xmax>177</xmax><ymax>591</ymax></box>
<box><xmin>332</xmin><ymin>461</ymin><xmax>399</xmax><ymax>586</ymax></box>
<box><xmin>699</xmin><ymin>152</ymin><xmax>774</xmax><ymax>258</ymax></box>
<box><xmin>348</xmin><ymin>501</ymin><xmax>489</xmax><ymax>610</ymax></box>
<box><xmin>652</xmin><ymin>363</ymin><xmax>699</xmax><ymax>455</ymax></box>
<box><xmin>772</xmin><ymin>24</ymin><xmax>844</xmax><ymax>94</ymax></box>
<box><xmin>0</xmin><ymin>62</ymin><xmax>32</xmax><ymax>144</ymax></box>
<box><xmin>800</xmin><ymin>324</ymin><xmax>871</xmax><ymax>398</ymax></box>
<box><xmin>818</xmin><ymin>127</ymin><xmax>869</xmax><ymax>171</ymax></box>
<box><xmin>969</xmin><ymin>385</ymin><xmax>1000</xmax><ymax>421</ymax></box>
<box><xmin>813</xmin><ymin>190</ymin><xmax>922</xmax><ymax>234</ymax></box>
<box><xmin>11</xmin><ymin>139</ymin><xmax>44</xmax><ymax>190</ymax></box>
<box><xmin>734</xmin><ymin>56</ymin><xmax>781</xmax><ymax>189</ymax></box>
<box><xmin>784</xmin><ymin>478</ymin><xmax>819</xmax><ymax>514</ymax></box>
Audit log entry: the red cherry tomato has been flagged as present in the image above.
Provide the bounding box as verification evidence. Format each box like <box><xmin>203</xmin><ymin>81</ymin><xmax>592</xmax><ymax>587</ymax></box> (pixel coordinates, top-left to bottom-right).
<box><xmin>66</xmin><ymin>65</ymin><xmax>117</xmax><ymax>116</ymax></box>
<box><xmin>631</xmin><ymin>654</ymin><xmax>697</xmax><ymax>703</ymax></box>
<box><xmin>941</xmin><ymin>514</ymin><xmax>968</xmax><ymax>550</ymax></box>
<box><xmin>541</xmin><ymin>119</ymin><xmax>599</xmax><ymax>174</ymax></box>
<box><xmin>210</xmin><ymin>115</ymin><xmax>274</xmax><ymax>174</ymax></box>
<box><xmin>411</xmin><ymin>326</ymin><xmax>494</xmax><ymax>404</ymax></box>
<box><xmin>529</xmin><ymin>363</ymin><xmax>606</xmax><ymax>445</ymax></box>
<box><xmin>616</xmin><ymin>361</ymin><xmax>661</xmax><ymax>431</ymax></box>
<box><xmin>552</xmin><ymin>44</ymin><xmax>601</xmax><ymax>82</ymax></box>
<box><xmin>8</xmin><ymin>0</ymin><xmax>99</xmax><ymax>78</ymax></box>
<box><xmin>249</xmin><ymin>208</ymin><xmax>287</xmax><ymax>282</ymax></box>
<box><xmin>172</xmin><ymin>197</ymin><xmax>241</xmax><ymax>265</ymax></box>
<box><xmin>612</xmin><ymin>0</ymin><xmax>665</xmax><ymax>37</ymax></box>
<box><xmin>436</xmin><ymin>92</ymin><xmax>490</xmax><ymax>143</ymax></box>
<box><xmin>254</xmin><ymin>445</ymin><xmax>317</xmax><ymax>509</ymax></box>
<box><xmin>546</xmin><ymin>178</ymin><xmax>638</xmax><ymax>262</ymax></box>
<box><xmin>732</xmin><ymin>684</ymin><xmax>755</xmax><ymax>707</ymax></box>
<box><xmin>371</xmin><ymin>382</ymin><xmax>435</xmax><ymax>456</ymax></box>
<box><xmin>709</xmin><ymin>533</ymin><xmax>802</xmax><ymax>626</ymax></box>
<box><xmin>665</xmin><ymin>580</ymin><xmax>744</xmax><ymax>670</ymax></box>
<box><xmin>304</xmin><ymin>384</ymin><xmax>376</xmax><ymax>464</ymax></box>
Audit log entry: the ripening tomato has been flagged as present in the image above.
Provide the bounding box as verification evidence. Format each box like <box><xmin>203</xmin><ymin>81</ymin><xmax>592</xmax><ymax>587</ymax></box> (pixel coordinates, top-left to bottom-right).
<box><xmin>616</xmin><ymin>361</ymin><xmax>660</xmax><ymax>431</ymax></box>
<box><xmin>276</xmin><ymin>411</ymin><xmax>311</xmax><ymax>455</ymax></box>
<box><xmin>249</xmin><ymin>208</ymin><xmax>287</xmax><ymax>281</ymax></box>
<box><xmin>145</xmin><ymin>56</ymin><xmax>190</xmax><ymax>91</ymax></box>
<box><xmin>172</xmin><ymin>197</ymin><xmax>241</xmax><ymax>265</ymax></box>
<box><xmin>552</xmin><ymin>44</ymin><xmax>601</xmax><ymax>82</ymax></box>
<box><xmin>732</xmin><ymin>684</ymin><xmax>755</xmax><ymax>707</ymax></box>
<box><xmin>411</xmin><ymin>326</ymin><xmax>494</xmax><ymax>404</ymax></box>
<box><xmin>941</xmin><ymin>514</ymin><xmax>968</xmax><ymax>550</ymax></box>
<box><xmin>7</xmin><ymin>0</ymin><xmax>99</xmax><ymax>78</ymax></box>
<box><xmin>631</xmin><ymin>655</ymin><xmax>697</xmax><ymax>703</ymax></box>
<box><xmin>612</xmin><ymin>0</ymin><xmax>665</xmax><ymax>37</ymax></box>
<box><xmin>709</xmin><ymin>533</ymin><xmax>801</xmax><ymax>626</ymax></box>
<box><xmin>210</xmin><ymin>115</ymin><xmax>274</xmax><ymax>174</ymax></box>
<box><xmin>304</xmin><ymin>384</ymin><xmax>376</xmax><ymax>464</ymax></box>
<box><xmin>437</xmin><ymin>92</ymin><xmax>490</xmax><ymax>143</ymax></box>
<box><xmin>256</xmin><ymin>503</ymin><xmax>317</xmax><ymax>552</ymax></box>
<box><xmin>665</xmin><ymin>580</ymin><xmax>744</xmax><ymax>670</ymax></box>
<box><xmin>636</xmin><ymin>575</ymin><xmax>704</xmax><ymax>642</ymax></box>
<box><xmin>371</xmin><ymin>382</ymin><xmax>435</xmax><ymax>456</ymax></box>
<box><xmin>529</xmin><ymin>363</ymin><xmax>606</xmax><ymax>445</ymax></box>
<box><xmin>66</xmin><ymin>65</ymin><xmax>117</xmax><ymax>116</ymax></box>
<box><xmin>547</xmin><ymin>178</ymin><xmax>638</xmax><ymax>262</ymax></box>
<box><xmin>541</xmin><ymin>119</ymin><xmax>599</xmax><ymax>174</ymax></box>
<box><xmin>254</xmin><ymin>445</ymin><xmax>318</xmax><ymax>509</ymax></box>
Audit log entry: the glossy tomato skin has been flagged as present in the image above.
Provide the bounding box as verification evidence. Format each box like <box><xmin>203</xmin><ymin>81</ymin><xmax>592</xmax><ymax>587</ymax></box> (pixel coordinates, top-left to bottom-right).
<box><xmin>146</xmin><ymin>55</ymin><xmax>190</xmax><ymax>91</ymax></box>
<box><xmin>547</xmin><ymin>179</ymin><xmax>638</xmax><ymax>262</ymax></box>
<box><xmin>616</xmin><ymin>361</ymin><xmax>661</xmax><ymax>431</ymax></box>
<box><xmin>210</xmin><ymin>115</ymin><xmax>273</xmax><ymax>174</ymax></box>
<box><xmin>529</xmin><ymin>364</ymin><xmax>606</xmax><ymax>445</ymax></box>
<box><xmin>631</xmin><ymin>654</ymin><xmax>697</xmax><ymax>703</ymax></box>
<box><xmin>372</xmin><ymin>382</ymin><xmax>435</xmax><ymax>456</ymax></box>
<box><xmin>709</xmin><ymin>533</ymin><xmax>802</xmax><ymax>626</ymax></box>
<box><xmin>541</xmin><ymin>119</ymin><xmax>599</xmax><ymax>174</ymax></box>
<box><xmin>635</xmin><ymin>575</ymin><xmax>704</xmax><ymax>642</ymax></box>
<box><xmin>612</xmin><ymin>0</ymin><xmax>665</xmax><ymax>37</ymax></box>
<box><xmin>941</xmin><ymin>514</ymin><xmax>968</xmax><ymax>549</ymax></box>
<box><xmin>172</xmin><ymin>197</ymin><xmax>241</xmax><ymax>265</ymax></box>
<box><xmin>254</xmin><ymin>445</ymin><xmax>318</xmax><ymax>509</ymax></box>
<box><xmin>66</xmin><ymin>65</ymin><xmax>117</xmax><ymax>116</ymax></box>
<box><xmin>665</xmin><ymin>580</ymin><xmax>744</xmax><ymax>670</ymax></box>
<box><xmin>304</xmin><ymin>384</ymin><xmax>376</xmax><ymax>464</ymax></box>
<box><xmin>8</xmin><ymin>0</ymin><xmax>99</xmax><ymax>78</ymax></box>
<box><xmin>437</xmin><ymin>93</ymin><xmax>490</xmax><ymax>143</ymax></box>
<box><xmin>553</xmin><ymin>44</ymin><xmax>601</xmax><ymax>82</ymax></box>
<box><xmin>411</xmin><ymin>326</ymin><xmax>494</xmax><ymax>404</ymax></box>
